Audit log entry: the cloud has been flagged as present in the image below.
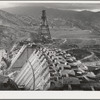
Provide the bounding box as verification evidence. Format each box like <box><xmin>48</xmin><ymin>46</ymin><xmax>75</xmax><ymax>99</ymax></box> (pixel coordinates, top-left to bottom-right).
<box><xmin>11</xmin><ymin>3</ymin><xmax>100</xmax><ymax>11</ymax></box>
<box><xmin>1</xmin><ymin>2</ymin><xmax>100</xmax><ymax>12</ymax></box>
<box><xmin>0</xmin><ymin>1</ymin><xmax>16</xmax><ymax>8</ymax></box>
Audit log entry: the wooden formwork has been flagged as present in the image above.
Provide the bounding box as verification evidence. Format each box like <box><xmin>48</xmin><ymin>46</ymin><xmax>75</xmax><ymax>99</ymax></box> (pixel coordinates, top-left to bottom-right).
<box><xmin>15</xmin><ymin>49</ymin><xmax>50</xmax><ymax>90</ymax></box>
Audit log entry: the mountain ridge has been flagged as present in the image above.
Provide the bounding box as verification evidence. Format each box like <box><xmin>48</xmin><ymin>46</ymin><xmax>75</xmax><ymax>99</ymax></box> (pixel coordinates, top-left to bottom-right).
<box><xmin>0</xmin><ymin>6</ymin><xmax>100</xmax><ymax>49</ymax></box>
<box><xmin>2</xmin><ymin>6</ymin><xmax>100</xmax><ymax>33</ymax></box>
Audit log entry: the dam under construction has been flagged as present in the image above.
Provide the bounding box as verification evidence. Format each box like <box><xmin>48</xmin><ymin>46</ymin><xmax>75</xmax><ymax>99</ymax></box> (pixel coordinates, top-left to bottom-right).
<box><xmin>0</xmin><ymin>10</ymin><xmax>100</xmax><ymax>91</ymax></box>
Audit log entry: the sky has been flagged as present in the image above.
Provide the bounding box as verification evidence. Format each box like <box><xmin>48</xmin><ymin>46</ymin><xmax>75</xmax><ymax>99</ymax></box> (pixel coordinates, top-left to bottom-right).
<box><xmin>1</xmin><ymin>1</ymin><xmax>100</xmax><ymax>12</ymax></box>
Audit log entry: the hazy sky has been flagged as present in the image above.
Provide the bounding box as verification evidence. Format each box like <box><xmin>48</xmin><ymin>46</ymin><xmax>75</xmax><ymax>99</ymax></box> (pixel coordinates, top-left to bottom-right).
<box><xmin>1</xmin><ymin>1</ymin><xmax>100</xmax><ymax>12</ymax></box>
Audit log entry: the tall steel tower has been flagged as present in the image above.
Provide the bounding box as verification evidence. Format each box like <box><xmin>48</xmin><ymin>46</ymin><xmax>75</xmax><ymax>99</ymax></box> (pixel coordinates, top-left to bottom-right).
<box><xmin>38</xmin><ymin>10</ymin><xmax>51</xmax><ymax>43</ymax></box>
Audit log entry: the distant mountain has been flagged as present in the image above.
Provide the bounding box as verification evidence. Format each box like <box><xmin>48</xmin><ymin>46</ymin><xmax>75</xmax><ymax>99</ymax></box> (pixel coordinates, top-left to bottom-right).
<box><xmin>1</xmin><ymin>6</ymin><xmax>100</xmax><ymax>49</ymax></box>
<box><xmin>2</xmin><ymin>6</ymin><xmax>100</xmax><ymax>34</ymax></box>
<box><xmin>0</xmin><ymin>10</ymin><xmax>38</xmax><ymax>50</ymax></box>
<box><xmin>0</xmin><ymin>10</ymin><xmax>31</xmax><ymax>27</ymax></box>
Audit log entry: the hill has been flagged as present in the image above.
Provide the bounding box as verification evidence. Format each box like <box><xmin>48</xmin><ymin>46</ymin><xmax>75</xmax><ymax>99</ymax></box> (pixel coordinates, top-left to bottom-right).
<box><xmin>2</xmin><ymin>6</ymin><xmax>100</xmax><ymax>34</ymax></box>
<box><xmin>0</xmin><ymin>10</ymin><xmax>37</xmax><ymax>50</ymax></box>
<box><xmin>1</xmin><ymin>6</ymin><xmax>100</xmax><ymax>50</ymax></box>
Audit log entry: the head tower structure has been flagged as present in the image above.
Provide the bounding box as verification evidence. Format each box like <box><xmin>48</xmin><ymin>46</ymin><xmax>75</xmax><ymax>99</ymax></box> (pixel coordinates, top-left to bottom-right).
<box><xmin>38</xmin><ymin>10</ymin><xmax>51</xmax><ymax>43</ymax></box>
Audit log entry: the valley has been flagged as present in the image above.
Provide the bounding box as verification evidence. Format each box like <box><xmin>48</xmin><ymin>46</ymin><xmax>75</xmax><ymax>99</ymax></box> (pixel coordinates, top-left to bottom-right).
<box><xmin>0</xmin><ymin>7</ymin><xmax>100</xmax><ymax>72</ymax></box>
<box><xmin>0</xmin><ymin>3</ymin><xmax>100</xmax><ymax>91</ymax></box>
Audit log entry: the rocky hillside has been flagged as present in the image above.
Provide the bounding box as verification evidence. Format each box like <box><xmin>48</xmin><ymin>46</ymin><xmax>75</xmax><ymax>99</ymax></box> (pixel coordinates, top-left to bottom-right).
<box><xmin>3</xmin><ymin>6</ymin><xmax>100</xmax><ymax>34</ymax></box>
<box><xmin>1</xmin><ymin>6</ymin><xmax>100</xmax><ymax>50</ymax></box>
<box><xmin>0</xmin><ymin>10</ymin><xmax>38</xmax><ymax>50</ymax></box>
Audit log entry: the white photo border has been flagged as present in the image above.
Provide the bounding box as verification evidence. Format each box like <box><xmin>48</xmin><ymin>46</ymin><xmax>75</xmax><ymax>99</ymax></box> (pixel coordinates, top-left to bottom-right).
<box><xmin>0</xmin><ymin>0</ymin><xmax>100</xmax><ymax>99</ymax></box>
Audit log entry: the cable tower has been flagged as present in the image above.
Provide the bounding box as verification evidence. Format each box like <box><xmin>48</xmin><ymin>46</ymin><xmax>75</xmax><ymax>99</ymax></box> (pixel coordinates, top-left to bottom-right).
<box><xmin>38</xmin><ymin>10</ymin><xmax>51</xmax><ymax>43</ymax></box>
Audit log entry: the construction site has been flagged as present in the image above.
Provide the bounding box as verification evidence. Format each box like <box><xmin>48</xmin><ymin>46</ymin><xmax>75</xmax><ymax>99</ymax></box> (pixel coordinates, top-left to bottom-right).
<box><xmin>0</xmin><ymin>10</ymin><xmax>100</xmax><ymax>91</ymax></box>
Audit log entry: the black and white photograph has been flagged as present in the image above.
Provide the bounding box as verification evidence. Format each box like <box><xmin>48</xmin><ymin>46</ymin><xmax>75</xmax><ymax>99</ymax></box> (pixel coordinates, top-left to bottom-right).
<box><xmin>0</xmin><ymin>1</ymin><xmax>100</xmax><ymax>94</ymax></box>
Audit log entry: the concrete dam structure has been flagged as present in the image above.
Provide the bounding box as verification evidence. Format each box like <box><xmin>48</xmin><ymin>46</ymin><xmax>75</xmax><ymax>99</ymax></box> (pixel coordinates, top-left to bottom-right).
<box><xmin>0</xmin><ymin>10</ymin><xmax>100</xmax><ymax>91</ymax></box>
<box><xmin>5</xmin><ymin>42</ymin><xmax>100</xmax><ymax>90</ymax></box>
